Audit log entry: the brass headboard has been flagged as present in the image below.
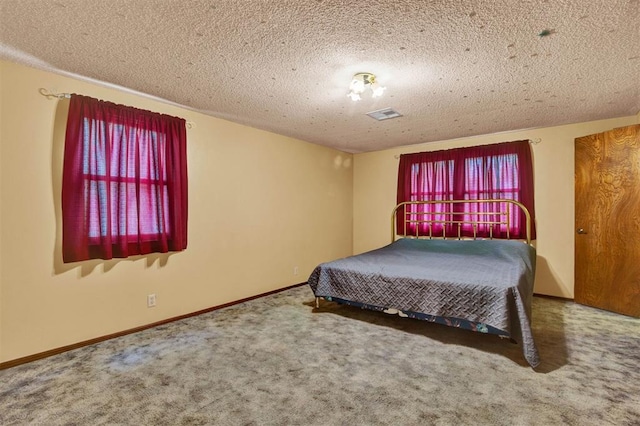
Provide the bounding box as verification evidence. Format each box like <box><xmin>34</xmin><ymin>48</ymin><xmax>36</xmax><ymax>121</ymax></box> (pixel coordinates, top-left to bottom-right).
<box><xmin>392</xmin><ymin>199</ymin><xmax>532</xmax><ymax>244</ymax></box>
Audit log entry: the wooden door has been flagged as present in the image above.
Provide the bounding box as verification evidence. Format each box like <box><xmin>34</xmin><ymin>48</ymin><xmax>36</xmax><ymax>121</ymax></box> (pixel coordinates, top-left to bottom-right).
<box><xmin>575</xmin><ymin>124</ymin><xmax>640</xmax><ymax>318</ymax></box>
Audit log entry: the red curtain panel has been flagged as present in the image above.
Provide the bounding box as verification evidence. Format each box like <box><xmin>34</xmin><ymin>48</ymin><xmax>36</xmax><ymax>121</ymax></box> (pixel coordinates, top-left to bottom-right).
<box><xmin>396</xmin><ymin>141</ymin><xmax>536</xmax><ymax>240</ymax></box>
<box><xmin>62</xmin><ymin>95</ymin><xmax>188</xmax><ymax>262</ymax></box>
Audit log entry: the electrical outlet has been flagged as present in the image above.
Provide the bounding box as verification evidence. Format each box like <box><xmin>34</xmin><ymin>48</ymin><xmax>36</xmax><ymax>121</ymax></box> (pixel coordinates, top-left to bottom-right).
<box><xmin>147</xmin><ymin>294</ymin><xmax>156</xmax><ymax>308</ymax></box>
<box><xmin>293</xmin><ymin>266</ymin><xmax>299</xmax><ymax>275</ymax></box>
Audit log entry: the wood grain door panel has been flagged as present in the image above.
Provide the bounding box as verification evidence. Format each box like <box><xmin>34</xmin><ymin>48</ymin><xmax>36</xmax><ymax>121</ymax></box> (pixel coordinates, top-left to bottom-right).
<box><xmin>575</xmin><ymin>125</ymin><xmax>640</xmax><ymax>317</ymax></box>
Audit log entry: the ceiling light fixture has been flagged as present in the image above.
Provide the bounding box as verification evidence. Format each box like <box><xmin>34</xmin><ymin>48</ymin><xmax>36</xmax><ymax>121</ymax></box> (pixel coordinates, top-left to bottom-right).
<box><xmin>347</xmin><ymin>72</ymin><xmax>386</xmax><ymax>101</ymax></box>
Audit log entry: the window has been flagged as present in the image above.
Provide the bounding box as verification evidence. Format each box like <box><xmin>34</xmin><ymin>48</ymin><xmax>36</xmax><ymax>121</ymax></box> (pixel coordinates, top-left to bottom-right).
<box><xmin>62</xmin><ymin>95</ymin><xmax>188</xmax><ymax>262</ymax></box>
<box><xmin>396</xmin><ymin>141</ymin><xmax>535</xmax><ymax>240</ymax></box>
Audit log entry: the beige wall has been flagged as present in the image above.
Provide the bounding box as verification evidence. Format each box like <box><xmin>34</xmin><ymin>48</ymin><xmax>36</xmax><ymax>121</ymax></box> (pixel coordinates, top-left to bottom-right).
<box><xmin>353</xmin><ymin>114</ymin><xmax>640</xmax><ymax>299</ymax></box>
<box><xmin>1</xmin><ymin>58</ymin><xmax>638</xmax><ymax>363</ymax></box>
<box><xmin>0</xmin><ymin>60</ymin><xmax>353</xmax><ymax>363</ymax></box>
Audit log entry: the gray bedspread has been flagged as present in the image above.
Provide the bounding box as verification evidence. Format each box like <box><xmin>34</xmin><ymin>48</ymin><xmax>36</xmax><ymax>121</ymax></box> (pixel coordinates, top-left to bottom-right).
<box><xmin>307</xmin><ymin>238</ymin><xmax>539</xmax><ymax>367</ymax></box>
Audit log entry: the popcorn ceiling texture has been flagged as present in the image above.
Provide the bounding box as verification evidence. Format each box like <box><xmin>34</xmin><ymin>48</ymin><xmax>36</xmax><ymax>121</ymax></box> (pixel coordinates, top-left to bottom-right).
<box><xmin>1</xmin><ymin>0</ymin><xmax>638</xmax><ymax>153</ymax></box>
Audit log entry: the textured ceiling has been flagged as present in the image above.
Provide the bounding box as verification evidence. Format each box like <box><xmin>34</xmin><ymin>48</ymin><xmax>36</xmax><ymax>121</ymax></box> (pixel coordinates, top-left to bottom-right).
<box><xmin>1</xmin><ymin>0</ymin><xmax>639</xmax><ymax>153</ymax></box>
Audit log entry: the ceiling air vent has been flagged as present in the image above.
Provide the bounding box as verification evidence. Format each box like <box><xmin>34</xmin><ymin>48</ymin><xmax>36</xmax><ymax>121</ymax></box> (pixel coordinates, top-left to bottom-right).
<box><xmin>366</xmin><ymin>107</ymin><xmax>402</xmax><ymax>121</ymax></box>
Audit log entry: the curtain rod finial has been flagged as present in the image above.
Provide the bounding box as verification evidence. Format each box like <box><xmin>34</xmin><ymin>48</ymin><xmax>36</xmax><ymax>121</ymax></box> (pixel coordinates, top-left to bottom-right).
<box><xmin>39</xmin><ymin>88</ymin><xmax>70</xmax><ymax>99</ymax></box>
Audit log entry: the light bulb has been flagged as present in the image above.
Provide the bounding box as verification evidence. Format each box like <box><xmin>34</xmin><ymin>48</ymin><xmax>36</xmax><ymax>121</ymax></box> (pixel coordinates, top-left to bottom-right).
<box><xmin>347</xmin><ymin>91</ymin><xmax>362</xmax><ymax>101</ymax></box>
<box><xmin>371</xmin><ymin>83</ymin><xmax>386</xmax><ymax>98</ymax></box>
<box><xmin>350</xmin><ymin>79</ymin><xmax>365</xmax><ymax>93</ymax></box>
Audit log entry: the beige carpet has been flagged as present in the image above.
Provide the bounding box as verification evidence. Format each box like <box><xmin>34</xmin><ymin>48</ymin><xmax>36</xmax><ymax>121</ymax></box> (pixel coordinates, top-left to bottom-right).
<box><xmin>1</xmin><ymin>285</ymin><xmax>638</xmax><ymax>425</ymax></box>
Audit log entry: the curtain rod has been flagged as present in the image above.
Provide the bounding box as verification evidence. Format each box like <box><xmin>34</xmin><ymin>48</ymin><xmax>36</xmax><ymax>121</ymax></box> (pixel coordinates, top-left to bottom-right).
<box><xmin>393</xmin><ymin>138</ymin><xmax>542</xmax><ymax>159</ymax></box>
<box><xmin>38</xmin><ymin>88</ymin><xmax>195</xmax><ymax>129</ymax></box>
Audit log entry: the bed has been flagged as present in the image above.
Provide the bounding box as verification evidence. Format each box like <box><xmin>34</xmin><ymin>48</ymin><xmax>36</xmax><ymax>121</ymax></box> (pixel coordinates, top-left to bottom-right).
<box><xmin>307</xmin><ymin>199</ymin><xmax>539</xmax><ymax>368</ymax></box>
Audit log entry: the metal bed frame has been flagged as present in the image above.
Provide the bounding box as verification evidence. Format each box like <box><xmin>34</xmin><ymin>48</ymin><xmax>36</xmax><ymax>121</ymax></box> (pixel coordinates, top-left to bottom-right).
<box><xmin>392</xmin><ymin>198</ymin><xmax>532</xmax><ymax>244</ymax></box>
<box><xmin>315</xmin><ymin>199</ymin><xmax>533</xmax><ymax>309</ymax></box>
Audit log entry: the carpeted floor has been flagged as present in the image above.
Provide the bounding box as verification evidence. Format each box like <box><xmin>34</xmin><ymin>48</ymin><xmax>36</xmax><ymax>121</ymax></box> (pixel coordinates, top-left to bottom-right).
<box><xmin>1</xmin><ymin>285</ymin><xmax>639</xmax><ymax>425</ymax></box>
